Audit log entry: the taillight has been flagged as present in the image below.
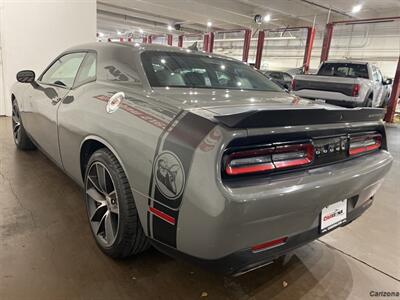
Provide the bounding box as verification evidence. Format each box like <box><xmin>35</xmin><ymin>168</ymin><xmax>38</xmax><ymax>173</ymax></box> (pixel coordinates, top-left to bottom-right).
<box><xmin>349</xmin><ymin>134</ymin><xmax>382</xmax><ymax>156</ymax></box>
<box><xmin>291</xmin><ymin>79</ymin><xmax>296</xmax><ymax>90</ymax></box>
<box><xmin>273</xmin><ymin>144</ymin><xmax>314</xmax><ymax>168</ymax></box>
<box><xmin>225</xmin><ymin>147</ymin><xmax>275</xmax><ymax>175</ymax></box>
<box><xmin>225</xmin><ymin>143</ymin><xmax>314</xmax><ymax>176</ymax></box>
<box><xmin>352</xmin><ymin>84</ymin><xmax>360</xmax><ymax>97</ymax></box>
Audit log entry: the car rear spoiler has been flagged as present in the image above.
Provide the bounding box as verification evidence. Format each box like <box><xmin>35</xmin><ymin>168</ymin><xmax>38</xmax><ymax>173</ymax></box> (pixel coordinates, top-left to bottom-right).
<box><xmin>213</xmin><ymin>108</ymin><xmax>385</xmax><ymax>128</ymax></box>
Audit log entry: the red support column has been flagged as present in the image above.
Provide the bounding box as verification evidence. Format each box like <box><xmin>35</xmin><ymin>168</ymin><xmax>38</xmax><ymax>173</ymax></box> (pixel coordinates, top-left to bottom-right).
<box><xmin>321</xmin><ymin>23</ymin><xmax>334</xmax><ymax>62</ymax></box>
<box><xmin>255</xmin><ymin>30</ymin><xmax>265</xmax><ymax>70</ymax></box>
<box><xmin>178</xmin><ymin>35</ymin><xmax>184</xmax><ymax>47</ymax></box>
<box><xmin>384</xmin><ymin>56</ymin><xmax>400</xmax><ymax>123</ymax></box>
<box><xmin>208</xmin><ymin>32</ymin><xmax>215</xmax><ymax>53</ymax></box>
<box><xmin>142</xmin><ymin>36</ymin><xmax>148</xmax><ymax>44</ymax></box>
<box><xmin>242</xmin><ymin>29</ymin><xmax>251</xmax><ymax>62</ymax></box>
<box><xmin>203</xmin><ymin>34</ymin><xmax>209</xmax><ymax>51</ymax></box>
<box><xmin>303</xmin><ymin>27</ymin><xmax>316</xmax><ymax>73</ymax></box>
<box><xmin>127</xmin><ymin>37</ymin><xmax>132</xmax><ymax>42</ymax></box>
<box><xmin>167</xmin><ymin>34</ymin><xmax>173</xmax><ymax>46</ymax></box>
<box><xmin>148</xmin><ymin>35</ymin><xmax>153</xmax><ymax>44</ymax></box>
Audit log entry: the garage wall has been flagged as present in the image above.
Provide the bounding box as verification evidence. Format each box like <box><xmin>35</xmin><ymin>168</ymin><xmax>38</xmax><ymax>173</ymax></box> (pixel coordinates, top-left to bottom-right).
<box><xmin>0</xmin><ymin>0</ymin><xmax>96</xmax><ymax>116</ymax></box>
<box><xmin>209</xmin><ymin>22</ymin><xmax>399</xmax><ymax>78</ymax></box>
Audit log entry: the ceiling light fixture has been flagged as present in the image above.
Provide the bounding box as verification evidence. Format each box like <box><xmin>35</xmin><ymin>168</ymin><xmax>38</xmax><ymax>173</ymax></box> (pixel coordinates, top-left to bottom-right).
<box><xmin>352</xmin><ymin>4</ymin><xmax>362</xmax><ymax>13</ymax></box>
<box><xmin>139</xmin><ymin>28</ymin><xmax>144</xmax><ymax>34</ymax></box>
<box><xmin>254</xmin><ymin>14</ymin><xmax>263</xmax><ymax>25</ymax></box>
<box><xmin>117</xmin><ymin>31</ymin><xmax>122</xmax><ymax>35</ymax></box>
<box><xmin>98</xmin><ymin>32</ymin><xmax>104</xmax><ymax>37</ymax></box>
<box><xmin>207</xmin><ymin>21</ymin><xmax>212</xmax><ymax>27</ymax></box>
<box><xmin>167</xmin><ymin>25</ymin><xmax>173</xmax><ymax>31</ymax></box>
<box><xmin>264</xmin><ymin>14</ymin><xmax>271</xmax><ymax>22</ymax></box>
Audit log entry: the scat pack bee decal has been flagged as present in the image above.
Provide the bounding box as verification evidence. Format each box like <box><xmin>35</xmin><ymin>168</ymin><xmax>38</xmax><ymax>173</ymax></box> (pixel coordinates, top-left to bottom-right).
<box><xmin>154</xmin><ymin>151</ymin><xmax>185</xmax><ymax>200</ymax></box>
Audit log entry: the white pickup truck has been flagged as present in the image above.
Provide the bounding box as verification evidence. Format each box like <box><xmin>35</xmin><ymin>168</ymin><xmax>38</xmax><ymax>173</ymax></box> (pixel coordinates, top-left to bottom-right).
<box><xmin>293</xmin><ymin>60</ymin><xmax>393</xmax><ymax>107</ymax></box>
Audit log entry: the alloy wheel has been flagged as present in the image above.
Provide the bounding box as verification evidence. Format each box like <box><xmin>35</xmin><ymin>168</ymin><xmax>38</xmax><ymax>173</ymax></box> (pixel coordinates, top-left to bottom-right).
<box><xmin>11</xmin><ymin>102</ymin><xmax>21</xmax><ymax>144</ymax></box>
<box><xmin>86</xmin><ymin>162</ymin><xmax>120</xmax><ymax>246</ymax></box>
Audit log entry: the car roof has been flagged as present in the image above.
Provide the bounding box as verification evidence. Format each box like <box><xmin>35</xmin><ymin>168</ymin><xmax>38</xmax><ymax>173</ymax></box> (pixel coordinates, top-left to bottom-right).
<box><xmin>65</xmin><ymin>42</ymin><xmax>241</xmax><ymax>62</ymax></box>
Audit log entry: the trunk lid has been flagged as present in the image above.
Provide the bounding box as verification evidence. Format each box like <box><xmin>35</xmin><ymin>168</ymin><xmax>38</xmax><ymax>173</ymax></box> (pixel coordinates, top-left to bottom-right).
<box><xmin>151</xmin><ymin>88</ymin><xmax>385</xmax><ymax>128</ymax></box>
<box><xmin>152</xmin><ymin>87</ymin><xmax>332</xmax><ymax>110</ymax></box>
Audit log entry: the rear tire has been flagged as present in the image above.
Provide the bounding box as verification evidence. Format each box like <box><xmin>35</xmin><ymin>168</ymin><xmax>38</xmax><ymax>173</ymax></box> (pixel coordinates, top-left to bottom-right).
<box><xmin>84</xmin><ymin>148</ymin><xmax>150</xmax><ymax>258</ymax></box>
<box><xmin>11</xmin><ymin>99</ymin><xmax>36</xmax><ymax>150</ymax></box>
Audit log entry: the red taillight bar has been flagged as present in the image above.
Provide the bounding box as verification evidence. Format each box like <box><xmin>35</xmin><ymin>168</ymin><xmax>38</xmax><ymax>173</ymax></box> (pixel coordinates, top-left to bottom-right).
<box><xmin>225</xmin><ymin>143</ymin><xmax>314</xmax><ymax>176</ymax></box>
<box><xmin>225</xmin><ymin>147</ymin><xmax>275</xmax><ymax>175</ymax></box>
<box><xmin>273</xmin><ymin>144</ymin><xmax>314</xmax><ymax>168</ymax></box>
<box><xmin>349</xmin><ymin>134</ymin><xmax>381</xmax><ymax>156</ymax></box>
<box><xmin>226</xmin><ymin>163</ymin><xmax>275</xmax><ymax>175</ymax></box>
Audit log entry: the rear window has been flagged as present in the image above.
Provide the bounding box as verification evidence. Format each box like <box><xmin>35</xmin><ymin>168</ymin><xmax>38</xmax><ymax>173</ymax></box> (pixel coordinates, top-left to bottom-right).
<box><xmin>141</xmin><ymin>51</ymin><xmax>282</xmax><ymax>92</ymax></box>
<box><xmin>318</xmin><ymin>63</ymin><xmax>369</xmax><ymax>79</ymax></box>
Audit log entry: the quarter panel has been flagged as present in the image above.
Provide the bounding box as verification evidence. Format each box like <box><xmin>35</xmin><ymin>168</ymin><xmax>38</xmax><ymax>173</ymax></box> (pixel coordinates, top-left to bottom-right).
<box><xmin>57</xmin><ymin>82</ymin><xmax>179</xmax><ymax>234</ymax></box>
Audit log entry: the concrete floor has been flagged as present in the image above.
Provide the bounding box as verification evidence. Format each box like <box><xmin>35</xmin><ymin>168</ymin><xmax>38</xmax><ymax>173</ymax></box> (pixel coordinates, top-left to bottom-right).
<box><xmin>0</xmin><ymin>116</ymin><xmax>399</xmax><ymax>300</ymax></box>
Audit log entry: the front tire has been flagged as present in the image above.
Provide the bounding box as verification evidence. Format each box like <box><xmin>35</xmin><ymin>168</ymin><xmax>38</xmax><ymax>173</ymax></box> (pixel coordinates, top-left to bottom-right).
<box><xmin>84</xmin><ymin>148</ymin><xmax>149</xmax><ymax>258</ymax></box>
<box><xmin>11</xmin><ymin>99</ymin><xmax>36</xmax><ymax>150</ymax></box>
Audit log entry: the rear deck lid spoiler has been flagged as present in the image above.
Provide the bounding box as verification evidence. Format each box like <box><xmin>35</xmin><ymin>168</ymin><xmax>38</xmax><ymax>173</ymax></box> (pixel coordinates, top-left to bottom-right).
<box><xmin>213</xmin><ymin>108</ymin><xmax>385</xmax><ymax>128</ymax></box>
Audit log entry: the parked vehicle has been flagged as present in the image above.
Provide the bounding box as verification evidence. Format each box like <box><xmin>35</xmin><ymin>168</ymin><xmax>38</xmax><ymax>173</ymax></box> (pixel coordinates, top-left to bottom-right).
<box><xmin>11</xmin><ymin>43</ymin><xmax>392</xmax><ymax>275</ymax></box>
<box><xmin>293</xmin><ymin>60</ymin><xmax>392</xmax><ymax>107</ymax></box>
<box><xmin>285</xmin><ymin>67</ymin><xmax>317</xmax><ymax>76</ymax></box>
<box><xmin>261</xmin><ymin>70</ymin><xmax>293</xmax><ymax>90</ymax></box>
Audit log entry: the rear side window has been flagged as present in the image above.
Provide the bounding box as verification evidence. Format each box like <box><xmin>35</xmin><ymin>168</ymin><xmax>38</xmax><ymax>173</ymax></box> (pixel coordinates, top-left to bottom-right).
<box><xmin>283</xmin><ymin>73</ymin><xmax>292</xmax><ymax>81</ymax></box>
<box><xmin>74</xmin><ymin>52</ymin><xmax>97</xmax><ymax>87</ymax></box>
<box><xmin>269</xmin><ymin>72</ymin><xmax>283</xmax><ymax>80</ymax></box>
<box><xmin>318</xmin><ymin>63</ymin><xmax>369</xmax><ymax>79</ymax></box>
<box><xmin>41</xmin><ymin>52</ymin><xmax>86</xmax><ymax>88</ymax></box>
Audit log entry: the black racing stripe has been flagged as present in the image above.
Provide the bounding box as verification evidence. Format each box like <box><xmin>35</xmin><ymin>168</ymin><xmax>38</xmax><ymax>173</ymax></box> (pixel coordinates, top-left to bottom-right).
<box><xmin>151</xmin><ymin>112</ymin><xmax>216</xmax><ymax>247</ymax></box>
<box><xmin>147</xmin><ymin>110</ymin><xmax>185</xmax><ymax>236</ymax></box>
<box><xmin>151</xmin><ymin>202</ymin><xmax>180</xmax><ymax>247</ymax></box>
<box><xmin>154</xmin><ymin>112</ymin><xmax>216</xmax><ymax>209</ymax></box>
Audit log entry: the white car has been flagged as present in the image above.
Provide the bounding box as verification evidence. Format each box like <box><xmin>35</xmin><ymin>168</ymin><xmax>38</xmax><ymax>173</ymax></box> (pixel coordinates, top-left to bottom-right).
<box><xmin>293</xmin><ymin>60</ymin><xmax>392</xmax><ymax>108</ymax></box>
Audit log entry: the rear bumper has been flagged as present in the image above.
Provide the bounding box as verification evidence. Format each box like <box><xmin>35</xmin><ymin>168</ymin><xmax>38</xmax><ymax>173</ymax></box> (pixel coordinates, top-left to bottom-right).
<box><xmin>152</xmin><ymin>197</ymin><xmax>374</xmax><ymax>275</ymax></box>
<box><xmin>177</xmin><ymin>150</ymin><xmax>392</xmax><ymax>262</ymax></box>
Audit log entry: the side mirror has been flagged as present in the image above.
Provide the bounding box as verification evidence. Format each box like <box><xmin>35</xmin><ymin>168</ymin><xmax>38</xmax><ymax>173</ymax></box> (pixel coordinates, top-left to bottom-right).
<box><xmin>16</xmin><ymin>70</ymin><xmax>35</xmax><ymax>83</ymax></box>
<box><xmin>384</xmin><ymin>78</ymin><xmax>393</xmax><ymax>85</ymax></box>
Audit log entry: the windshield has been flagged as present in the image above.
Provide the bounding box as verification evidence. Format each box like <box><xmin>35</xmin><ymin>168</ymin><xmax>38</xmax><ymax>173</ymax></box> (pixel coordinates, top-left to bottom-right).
<box><xmin>141</xmin><ymin>51</ymin><xmax>282</xmax><ymax>92</ymax></box>
<box><xmin>318</xmin><ymin>63</ymin><xmax>369</xmax><ymax>79</ymax></box>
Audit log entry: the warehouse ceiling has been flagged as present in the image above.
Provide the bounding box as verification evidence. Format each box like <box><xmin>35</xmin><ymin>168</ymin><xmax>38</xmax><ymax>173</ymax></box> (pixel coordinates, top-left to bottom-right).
<box><xmin>97</xmin><ymin>0</ymin><xmax>400</xmax><ymax>37</ymax></box>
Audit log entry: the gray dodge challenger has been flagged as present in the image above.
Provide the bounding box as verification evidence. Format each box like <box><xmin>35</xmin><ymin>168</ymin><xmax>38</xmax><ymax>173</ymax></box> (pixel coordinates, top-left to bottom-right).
<box><xmin>11</xmin><ymin>43</ymin><xmax>393</xmax><ymax>275</ymax></box>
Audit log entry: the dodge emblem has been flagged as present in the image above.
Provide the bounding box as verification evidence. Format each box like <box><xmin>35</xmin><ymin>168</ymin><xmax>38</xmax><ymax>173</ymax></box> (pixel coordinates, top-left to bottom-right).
<box><xmin>154</xmin><ymin>151</ymin><xmax>185</xmax><ymax>200</ymax></box>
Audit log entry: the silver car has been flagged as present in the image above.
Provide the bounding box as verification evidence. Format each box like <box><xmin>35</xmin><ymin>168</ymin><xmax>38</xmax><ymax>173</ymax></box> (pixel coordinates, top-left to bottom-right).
<box><xmin>10</xmin><ymin>43</ymin><xmax>393</xmax><ymax>275</ymax></box>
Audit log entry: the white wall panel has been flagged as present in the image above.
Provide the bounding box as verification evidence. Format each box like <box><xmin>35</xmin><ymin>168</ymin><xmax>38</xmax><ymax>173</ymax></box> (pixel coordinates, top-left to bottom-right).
<box><xmin>0</xmin><ymin>0</ymin><xmax>96</xmax><ymax>116</ymax></box>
